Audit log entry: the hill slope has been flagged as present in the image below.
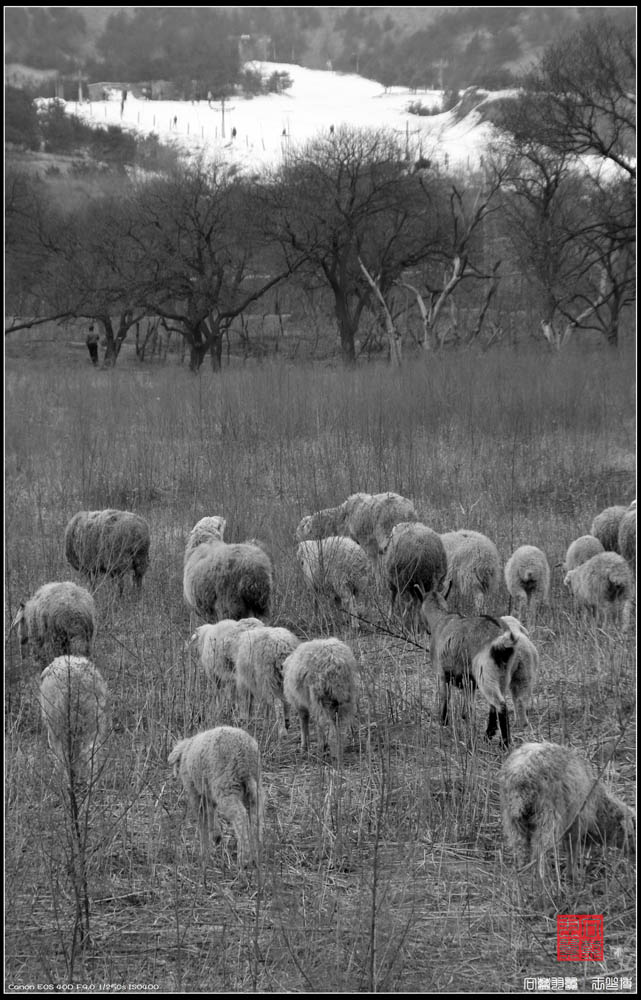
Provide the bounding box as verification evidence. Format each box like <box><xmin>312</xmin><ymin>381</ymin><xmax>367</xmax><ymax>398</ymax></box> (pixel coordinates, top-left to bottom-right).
<box><xmin>62</xmin><ymin>62</ymin><xmax>504</xmax><ymax>176</ymax></box>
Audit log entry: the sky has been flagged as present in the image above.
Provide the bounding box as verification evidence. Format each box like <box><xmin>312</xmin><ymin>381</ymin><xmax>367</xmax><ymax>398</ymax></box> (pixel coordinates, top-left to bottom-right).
<box><xmin>62</xmin><ymin>60</ymin><xmax>502</xmax><ymax>175</ymax></box>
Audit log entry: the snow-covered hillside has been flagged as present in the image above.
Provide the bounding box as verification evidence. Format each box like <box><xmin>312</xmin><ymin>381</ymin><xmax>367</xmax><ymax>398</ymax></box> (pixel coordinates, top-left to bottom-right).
<box><xmin>62</xmin><ymin>61</ymin><xmax>503</xmax><ymax>174</ymax></box>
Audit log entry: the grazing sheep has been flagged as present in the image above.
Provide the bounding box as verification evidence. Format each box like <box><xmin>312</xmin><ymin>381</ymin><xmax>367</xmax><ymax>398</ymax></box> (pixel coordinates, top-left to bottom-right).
<box><xmin>382</xmin><ymin>521</ymin><xmax>447</xmax><ymax>624</ymax></box>
<box><xmin>617</xmin><ymin>501</ymin><xmax>636</xmax><ymax>574</ymax></box>
<box><xmin>168</xmin><ymin>726</ymin><xmax>263</xmax><ymax>867</ymax></box>
<box><xmin>297</xmin><ymin>491</ymin><xmax>418</xmax><ymax>562</ymax></box>
<box><xmin>439</xmin><ymin>529</ymin><xmax>501</xmax><ymax>614</ymax></box>
<box><xmin>64</xmin><ymin>509</ymin><xmax>150</xmax><ymax>593</ymax></box>
<box><xmin>591</xmin><ymin>505</ymin><xmax>628</xmax><ymax>553</ymax></box>
<box><xmin>183</xmin><ymin>516</ymin><xmax>273</xmax><ymax>623</ymax></box>
<box><xmin>563</xmin><ymin>552</ymin><xmax>634</xmax><ymax>631</ymax></box>
<box><xmin>282</xmin><ymin>638</ymin><xmax>358</xmax><ymax>760</ymax></box>
<box><xmin>421</xmin><ymin>592</ymin><xmax>538</xmax><ymax>746</ymax></box>
<box><xmin>296</xmin><ymin>536</ymin><xmax>376</xmax><ymax>627</ymax></box>
<box><xmin>234</xmin><ymin>625</ymin><xmax>301</xmax><ymax>736</ymax></box>
<box><xmin>12</xmin><ymin>581</ymin><xmax>97</xmax><ymax>667</ymax></box>
<box><xmin>563</xmin><ymin>535</ymin><xmax>605</xmax><ymax>573</ymax></box>
<box><xmin>189</xmin><ymin>619</ymin><xmax>264</xmax><ymax>698</ymax></box>
<box><xmin>504</xmin><ymin>545</ymin><xmax>550</xmax><ymax>629</ymax></box>
<box><xmin>499</xmin><ymin>741</ymin><xmax>636</xmax><ymax>882</ymax></box>
<box><xmin>39</xmin><ymin>655</ymin><xmax>110</xmax><ymax>780</ymax></box>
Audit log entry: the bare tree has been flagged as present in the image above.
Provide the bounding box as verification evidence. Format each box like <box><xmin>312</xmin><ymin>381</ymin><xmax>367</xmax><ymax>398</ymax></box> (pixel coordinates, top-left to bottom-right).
<box><xmin>132</xmin><ymin>163</ymin><xmax>292</xmax><ymax>371</ymax></box>
<box><xmin>266</xmin><ymin>126</ymin><xmax>442</xmax><ymax>364</ymax></box>
<box><xmin>491</xmin><ymin>134</ymin><xmax>635</xmax><ymax>348</ymax></box>
<box><xmin>508</xmin><ymin>14</ymin><xmax>636</xmax><ymax>180</ymax></box>
<box><xmin>397</xmin><ymin>163</ymin><xmax>505</xmax><ymax>350</ymax></box>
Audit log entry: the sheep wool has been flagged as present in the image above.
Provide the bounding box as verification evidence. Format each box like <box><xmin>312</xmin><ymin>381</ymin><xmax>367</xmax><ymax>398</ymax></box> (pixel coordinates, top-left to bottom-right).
<box><xmin>168</xmin><ymin>725</ymin><xmax>263</xmax><ymax>867</ymax></box>
<box><xmin>189</xmin><ymin>619</ymin><xmax>265</xmax><ymax>695</ymax></box>
<box><xmin>617</xmin><ymin>501</ymin><xmax>636</xmax><ymax>573</ymax></box>
<box><xmin>500</xmin><ymin>741</ymin><xmax>636</xmax><ymax>882</ymax></box>
<box><xmin>282</xmin><ymin>637</ymin><xmax>358</xmax><ymax>760</ymax></box>
<box><xmin>590</xmin><ymin>505</ymin><xmax>629</xmax><ymax>553</ymax></box>
<box><xmin>39</xmin><ymin>655</ymin><xmax>110</xmax><ymax>779</ymax></box>
<box><xmin>563</xmin><ymin>535</ymin><xmax>605</xmax><ymax>573</ymax></box>
<box><xmin>297</xmin><ymin>491</ymin><xmax>418</xmax><ymax>562</ymax></box>
<box><xmin>439</xmin><ymin>529</ymin><xmax>501</xmax><ymax>614</ymax></box>
<box><xmin>235</xmin><ymin>625</ymin><xmax>301</xmax><ymax>736</ymax></box>
<box><xmin>64</xmin><ymin>509</ymin><xmax>150</xmax><ymax>592</ymax></box>
<box><xmin>13</xmin><ymin>580</ymin><xmax>97</xmax><ymax>666</ymax></box>
<box><xmin>183</xmin><ymin>516</ymin><xmax>273</xmax><ymax>623</ymax></box>
<box><xmin>563</xmin><ymin>551</ymin><xmax>634</xmax><ymax>631</ymax></box>
<box><xmin>383</xmin><ymin>521</ymin><xmax>447</xmax><ymax>623</ymax></box>
<box><xmin>296</xmin><ymin>536</ymin><xmax>375</xmax><ymax>627</ymax></box>
<box><xmin>504</xmin><ymin>545</ymin><xmax>550</xmax><ymax>629</ymax></box>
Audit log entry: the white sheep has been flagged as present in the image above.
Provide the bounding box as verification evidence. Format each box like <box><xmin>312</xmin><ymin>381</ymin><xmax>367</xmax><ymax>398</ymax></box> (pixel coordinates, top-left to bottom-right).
<box><xmin>234</xmin><ymin>625</ymin><xmax>301</xmax><ymax>736</ymax></box>
<box><xmin>382</xmin><ymin>521</ymin><xmax>447</xmax><ymax>625</ymax></box>
<box><xmin>188</xmin><ymin>618</ymin><xmax>265</xmax><ymax>701</ymax></box>
<box><xmin>168</xmin><ymin>725</ymin><xmax>263</xmax><ymax>867</ymax></box>
<box><xmin>563</xmin><ymin>552</ymin><xmax>634</xmax><ymax>631</ymax></box>
<box><xmin>296</xmin><ymin>491</ymin><xmax>418</xmax><ymax>562</ymax></box>
<box><xmin>39</xmin><ymin>655</ymin><xmax>110</xmax><ymax>781</ymax></box>
<box><xmin>296</xmin><ymin>536</ymin><xmax>375</xmax><ymax>628</ymax></box>
<box><xmin>563</xmin><ymin>534</ymin><xmax>605</xmax><ymax>572</ymax></box>
<box><xmin>184</xmin><ymin>517</ymin><xmax>272</xmax><ymax>620</ymax></box>
<box><xmin>12</xmin><ymin>581</ymin><xmax>97</xmax><ymax>667</ymax></box>
<box><xmin>590</xmin><ymin>505</ymin><xmax>629</xmax><ymax>553</ymax></box>
<box><xmin>499</xmin><ymin>741</ymin><xmax>636</xmax><ymax>882</ymax></box>
<box><xmin>617</xmin><ymin>501</ymin><xmax>636</xmax><ymax>574</ymax></box>
<box><xmin>421</xmin><ymin>591</ymin><xmax>538</xmax><ymax>747</ymax></box>
<box><xmin>183</xmin><ymin>516</ymin><xmax>273</xmax><ymax>623</ymax></box>
<box><xmin>64</xmin><ymin>509</ymin><xmax>151</xmax><ymax>593</ymax></box>
<box><xmin>282</xmin><ymin>637</ymin><xmax>358</xmax><ymax>760</ymax></box>
<box><xmin>439</xmin><ymin>529</ymin><xmax>501</xmax><ymax>614</ymax></box>
<box><xmin>504</xmin><ymin>545</ymin><xmax>550</xmax><ymax>629</ymax></box>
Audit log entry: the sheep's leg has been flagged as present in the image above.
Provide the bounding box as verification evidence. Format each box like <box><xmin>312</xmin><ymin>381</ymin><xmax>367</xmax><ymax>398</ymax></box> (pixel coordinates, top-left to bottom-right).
<box><xmin>620</xmin><ymin>599</ymin><xmax>631</xmax><ymax>634</ymax></box>
<box><xmin>219</xmin><ymin>796</ymin><xmax>251</xmax><ymax>867</ymax></box>
<box><xmin>498</xmin><ymin>706</ymin><xmax>510</xmax><ymax>747</ymax></box>
<box><xmin>526</xmin><ymin>594</ymin><xmax>537</xmax><ymax>630</ymax></box>
<box><xmin>298</xmin><ymin>707</ymin><xmax>310</xmax><ymax>752</ymax></box>
<box><xmin>439</xmin><ymin>677</ymin><xmax>451</xmax><ymax>726</ymax></box>
<box><xmin>275</xmin><ymin>698</ymin><xmax>289</xmax><ymax>738</ymax></box>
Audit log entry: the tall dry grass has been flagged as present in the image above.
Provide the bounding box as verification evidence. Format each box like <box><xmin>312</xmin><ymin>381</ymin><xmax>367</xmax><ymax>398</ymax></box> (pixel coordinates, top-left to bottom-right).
<box><xmin>5</xmin><ymin>345</ymin><xmax>636</xmax><ymax>991</ymax></box>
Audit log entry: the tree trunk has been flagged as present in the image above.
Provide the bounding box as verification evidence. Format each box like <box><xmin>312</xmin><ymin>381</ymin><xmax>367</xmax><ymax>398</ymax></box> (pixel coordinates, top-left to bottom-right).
<box><xmin>334</xmin><ymin>293</ymin><xmax>357</xmax><ymax>364</ymax></box>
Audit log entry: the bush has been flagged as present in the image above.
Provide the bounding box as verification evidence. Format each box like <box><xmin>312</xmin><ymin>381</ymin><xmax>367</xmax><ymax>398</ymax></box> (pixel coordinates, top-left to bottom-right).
<box><xmin>5</xmin><ymin>86</ymin><xmax>41</xmax><ymax>150</ymax></box>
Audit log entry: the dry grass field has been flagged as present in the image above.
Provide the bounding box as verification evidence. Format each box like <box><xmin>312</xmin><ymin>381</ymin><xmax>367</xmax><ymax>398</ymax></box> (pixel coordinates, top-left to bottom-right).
<box><xmin>4</xmin><ymin>343</ymin><xmax>636</xmax><ymax>993</ymax></box>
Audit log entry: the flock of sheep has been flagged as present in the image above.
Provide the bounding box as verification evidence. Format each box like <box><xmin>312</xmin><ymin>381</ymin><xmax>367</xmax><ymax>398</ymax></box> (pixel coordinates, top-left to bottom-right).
<box><xmin>12</xmin><ymin>492</ymin><xmax>636</xmax><ymax>885</ymax></box>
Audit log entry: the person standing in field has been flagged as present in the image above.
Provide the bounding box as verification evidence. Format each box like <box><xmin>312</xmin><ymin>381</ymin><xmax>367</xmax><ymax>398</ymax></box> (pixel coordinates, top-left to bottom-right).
<box><xmin>86</xmin><ymin>325</ymin><xmax>99</xmax><ymax>366</ymax></box>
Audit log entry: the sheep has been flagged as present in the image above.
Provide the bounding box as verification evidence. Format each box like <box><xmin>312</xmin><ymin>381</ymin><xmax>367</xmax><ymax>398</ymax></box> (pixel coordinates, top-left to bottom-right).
<box><xmin>563</xmin><ymin>534</ymin><xmax>605</xmax><ymax>572</ymax></box>
<box><xmin>504</xmin><ymin>545</ymin><xmax>550</xmax><ymax>629</ymax></box>
<box><xmin>64</xmin><ymin>509</ymin><xmax>150</xmax><ymax>593</ymax></box>
<box><xmin>563</xmin><ymin>552</ymin><xmax>634</xmax><ymax>631</ymax></box>
<box><xmin>296</xmin><ymin>536</ymin><xmax>376</xmax><ymax>628</ymax></box>
<box><xmin>39</xmin><ymin>655</ymin><xmax>110</xmax><ymax>781</ymax></box>
<box><xmin>617</xmin><ymin>501</ymin><xmax>636</xmax><ymax>574</ymax></box>
<box><xmin>282</xmin><ymin>637</ymin><xmax>358</xmax><ymax>760</ymax></box>
<box><xmin>499</xmin><ymin>741</ymin><xmax>636</xmax><ymax>883</ymax></box>
<box><xmin>234</xmin><ymin>625</ymin><xmax>301</xmax><ymax>736</ymax></box>
<box><xmin>439</xmin><ymin>529</ymin><xmax>501</xmax><ymax>614</ymax></box>
<box><xmin>188</xmin><ymin>618</ymin><xmax>265</xmax><ymax>700</ymax></box>
<box><xmin>382</xmin><ymin>521</ymin><xmax>447</xmax><ymax>625</ymax></box>
<box><xmin>421</xmin><ymin>591</ymin><xmax>538</xmax><ymax>747</ymax></box>
<box><xmin>296</xmin><ymin>491</ymin><xmax>418</xmax><ymax>562</ymax></box>
<box><xmin>183</xmin><ymin>516</ymin><xmax>273</xmax><ymax>623</ymax></box>
<box><xmin>168</xmin><ymin>725</ymin><xmax>263</xmax><ymax>867</ymax></box>
<box><xmin>12</xmin><ymin>581</ymin><xmax>97</xmax><ymax>667</ymax></box>
<box><xmin>590</xmin><ymin>505</ymin><xmax>628</xmax><ymax>553</ymax></box>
